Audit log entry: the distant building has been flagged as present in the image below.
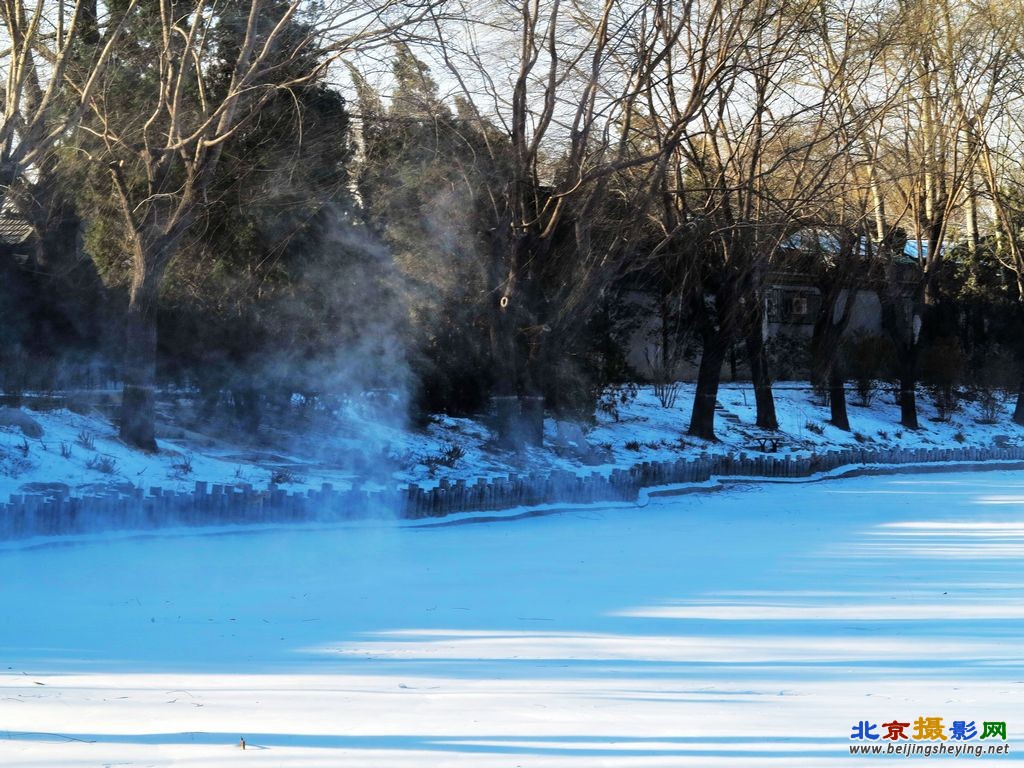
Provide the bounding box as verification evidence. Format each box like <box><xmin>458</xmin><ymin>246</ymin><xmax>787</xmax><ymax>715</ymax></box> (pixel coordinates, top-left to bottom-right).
<box><xmin>623</xmin><ymin>230</ymin><xmax>921</xmax><ymax>380</ymax></box>
<box><xmin>0</xmin><ymin>212</ymin><xmax>34</xmax><ymax>263</ymax></box>
<box><xmin>764</xmin><ymin>231</ymin><xmax>921</xmax><ymax>340</ymax></box>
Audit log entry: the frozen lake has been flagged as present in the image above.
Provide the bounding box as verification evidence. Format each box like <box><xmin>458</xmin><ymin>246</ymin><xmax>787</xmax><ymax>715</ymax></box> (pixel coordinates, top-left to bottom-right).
<box><xmin>2</xmin><ymin>469</ymin><xmax>1023</xmax><ymax>766</ymax></box>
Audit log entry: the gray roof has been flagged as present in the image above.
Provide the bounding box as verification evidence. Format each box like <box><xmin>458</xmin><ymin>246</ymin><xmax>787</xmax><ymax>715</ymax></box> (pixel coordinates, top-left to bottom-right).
<box><xmin>0</xmin><ymin>214</ymin><xmax>33</xmax><ymax>246</ymax></box>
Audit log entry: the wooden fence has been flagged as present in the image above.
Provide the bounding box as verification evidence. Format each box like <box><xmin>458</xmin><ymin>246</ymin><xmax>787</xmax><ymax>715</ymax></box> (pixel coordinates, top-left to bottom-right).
<box><xmin>2</xmin><ymin>444</ymin><xmax>1024</xmax><ymax>540</ymax></box>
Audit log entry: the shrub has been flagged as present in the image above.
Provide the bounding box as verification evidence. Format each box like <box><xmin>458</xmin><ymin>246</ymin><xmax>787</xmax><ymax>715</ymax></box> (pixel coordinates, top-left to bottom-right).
<box><xmin>87</xmin><ymin>455</ymin><xmax>117</xmax><ymax>474</ymax></box>
<box><xmin>596</xmin><ymin>383</ymin><xmax>638</xmax><ymax>422</ymax></box>
<box><xmin>954</xmin><ymin>431</ymin><xmax>967</xmax><ymax>444</ymax></box>
<box><xmin>644</xmin><ymin>345</ymin><xmax>685</xmax><ymax>409</ymax></box>
<box><xmin>652</xmin><ymin>381</ymin><xmax>682</xmax><ymax>409</ymax></box>
<box><xmin>624</xmin><ymin>440</ymin><xmax>642</xmax><ymax>451</ymax></box>
<box><xmin>439</xmin><ymin>443</ymin><xmax>465</xmax><ymax>466</ymax></box>
<box><xmin>920</xmin><ymin>336</ymin><xmax>965</xmax><ymax>421</ymax></box>
<box><xmin>974</xmin><ymin>344</ymin><xmax>1017</xmax><ymax>392</ymax></box>
<box><xmin>59</xmin><ymin>441</ymin><xmax>72</xmax><ymax>459</ymax></box>
<box><xmin>805</xmin><ymin>421</ymin><xmax>825</xmax><ymax>435</ymax></box>
<box><xmin>76</xmin><ymin>430</ymin><xmax>95</xmax><ymax>451</ymax></box>
<box><xmin>424</xmin><ymin>443</ymin><xmax>466</xmax><ymax>475</ymax></box>
<box><xmin>810</xmin><ymin>382</ymin><xmax>829</xmax><ymax>407</ymax></box>
<box><xmin>171</xmin><ymin>454</ymin><xmax>194</xmax><ymax>476</ymax></box>
<box><xmin>976</xmin><ymin>388</ymin><xmax>1002</xmax><ymax>424</ymax></box>
<box><xmin>269</xmin><ymin>468</ymin><xmax>302</xmax><ymax>485</ymax></box>
<box><xmin>766</xmin><ymin>334</ymin><xmax>810</xmax><ymax>381</ymax></box>
<box><xmin>844</xmin><ymin>333</ymin><xmax>893</xmax><ymax>406</ymax></box>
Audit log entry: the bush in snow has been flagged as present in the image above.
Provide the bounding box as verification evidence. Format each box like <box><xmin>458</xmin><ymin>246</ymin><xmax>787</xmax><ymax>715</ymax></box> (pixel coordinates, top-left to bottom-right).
<box><xmin>965</xmin><ymin>348</ymin><xmax>1013</xmax><ymax>425</ymax></box>
<box><xmin>0</xmin><ymin>451</ymin><xmax>31</xmax><ymax>478</ymax></box>
<box><xmin>87</xmin><ymin>455</ymin><xmax>117</xmax><ymax>474</ymax></box>
<box><xmin>644</xmin><ymin>345</ymin><xmax>684</xmax><ymax>409</ymax></box>
<box><xmin>596</xmin><ymin>384</ymin><xmax>638</xmax><ymax>422</ymax></box>
<box><xmin>975</xmin><ymin>388</ymin><xmax>1002</xmax><ymax>424</ymax></box>
<box><xmin>424</xmin><ymin>443</ymin><xmax>466</xmax><ymax>476</ymax></box>
<box><xmin>652</xmin><ymin>381</ymin><xmax>682</xmax><ymax>409</ymax></box>
<box><xmin>920</xmin><ymin>336</ymin><xmax>965</xmax><ymax>421</ymax></box>
<box><xmin>844</xmin><ymin>333</ymin><xmax>892</xmax><ymax>407</ymax></box>
<box><xmin>766</xmin><ymin>334</ymin><xmax>810</xmax><ymax>381</ymax></box>
<box><xmin>171</xmin><ymin>454</ymin><xmax>194</xmax><ymax>477</ymax></box>
<box><xmin>269</xmin><ymin>469</ymin><xmax>303</xmax><ymax>485</ymax></box>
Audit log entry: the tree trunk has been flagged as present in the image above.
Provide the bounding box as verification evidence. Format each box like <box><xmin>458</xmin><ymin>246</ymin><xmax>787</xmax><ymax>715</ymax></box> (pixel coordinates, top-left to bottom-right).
<box><xmin>811</xmin><ymin>327</ymin><xmax>851</xmax><ymax>432</ymax></box>
<box><xmin>1013</xmin><ymin>376</ymin><xmax>1024</xmax><ymax>426</ymax></box>
<box><xmin>520</xmin><ymin>326</ymin><xmax>547</xmax><ymax>447</ymax></box>
<box><xmin>828</xmin><ymin>366</ymin><xmax>849</xmax><ymax>431</ymax></box>
<box><xmin>689</xmin><ymin>331</ymin><xmax>726</xmax><ymax>441</ymax></box>
<box><xmin>120</xmin><ymin>287</ymin><xmax>159</xmax><ymax>452</ymax></box>
<box><xmin>519</xmin><ymin>394</ymin><xmax>545</xmax><ymax>445</ymax></box>
<box><xmin>898</xmin><ymin>353</ymin><xmax>919</xmax><ymax>430</ymax></box>
<box><xmin>809</xmin><ymin>298</ymin><xmax>839</xmax><ymax>392</ymax></box>
<box><xmin>809</xmin><ymin>332</ymin><xmax>826</xmax><ymax>390</ymax></box>
<box><xmin>878</xmin><ymin>273</ymin><xmax>922</xmax><ymax>431</ymax></box>
<box><xmin>744</xmin><ymin>316</ymin><xmax>777</xmax><ymax>430</ymax></box>
<box><xmin>119</xmin><ymin>238</ymin><xmax>172</xmax><ymax>452</ymax></box>
<box><xmin>489</xmin><ymin>295</ymin><xmax>518</xmax><ymax>396</ymax></box>
<box><xmin>487</xmin><ymin>224</ymin><xmax>522</xmax><ymax>446</ymax></box>
<box><xmin>487</xmin><ymin>289</ymin><xmax>545</xmax><ymax>448</ymax></box>
<box><xmin>233</xmin><ymin>386</ymin><xmax>261</xmax><ymax>433</ymax></box>
<box><xmin>488</xmin><ymin>312</ymin><xmax>527</xmax><ymax>448</ymax></box>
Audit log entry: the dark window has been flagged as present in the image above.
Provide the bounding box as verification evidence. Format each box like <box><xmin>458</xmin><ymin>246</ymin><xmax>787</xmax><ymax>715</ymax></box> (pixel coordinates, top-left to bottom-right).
<box><xmin>768</xmin><ymin>288</ymin><xmax>819</xmax><ymax>324</ymax></box>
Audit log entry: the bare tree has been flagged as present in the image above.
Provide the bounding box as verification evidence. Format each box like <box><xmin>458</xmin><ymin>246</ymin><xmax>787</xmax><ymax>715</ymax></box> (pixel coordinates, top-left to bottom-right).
<box><xmin>939</xmin><ymin>2</ymin><xmax>1024</xmax><ymax>422</ymax></box>
<box><xmin>802</xmin><ymin>0</ymin><xmax>907</xmax><ymax>430</ymax></box>
<box><xmin>76</xmin><ymin>0</ymin><xmax>442</xmax><ymax>449</ymax></box>
<box><xmin>866</xmin><ymin>0</ymin><xmax>1011</xmax><ymax>428</ymax></box>
<box><xmin>643</xmin><ymin>0</ymin><xmax>865</xmax><ymax>440</ymax></box>
<box><xmin>424</xmin><ymin>0</ymin><xmax>731</xmax><ymax>444</ymax></box>
<box><xmin>0</xmin><ymin>1</ymin><xmax>133</xmax><ymax>208</ymax></box>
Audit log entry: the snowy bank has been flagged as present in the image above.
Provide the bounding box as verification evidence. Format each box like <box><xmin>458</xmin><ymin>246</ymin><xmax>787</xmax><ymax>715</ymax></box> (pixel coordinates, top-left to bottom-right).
<box><xmin>0</xmin><ymin>383</ymin><xmax>1020</xmax><ymax>529</ymax></box>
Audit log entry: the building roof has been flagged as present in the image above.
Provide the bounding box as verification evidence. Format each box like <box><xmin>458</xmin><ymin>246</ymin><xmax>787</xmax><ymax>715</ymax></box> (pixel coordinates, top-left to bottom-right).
<box><xmin>0</xmin><ymin>214</ymin><xmax>33</xmax><ymax>246</ymax></box>
<box><xmin>781</xmin><ymin>228</ymin><xmax>929</xmax><ymax>265</ymax></box>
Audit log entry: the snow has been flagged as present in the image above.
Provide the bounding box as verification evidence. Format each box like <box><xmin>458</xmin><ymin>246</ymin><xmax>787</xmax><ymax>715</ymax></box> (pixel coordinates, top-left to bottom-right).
<box><xmin>0</xmin><ymin>382</ymin><xmax>1018</xmax><ymax>502</ymax></box>
<box><xmin>2</xmin><ymin>469</ymin><xmax>1024</xmax><ymax>766</ymax></box>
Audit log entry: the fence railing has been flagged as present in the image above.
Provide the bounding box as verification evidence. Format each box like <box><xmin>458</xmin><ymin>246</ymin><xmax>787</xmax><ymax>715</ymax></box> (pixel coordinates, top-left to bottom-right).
<box><xmin>2</xmin><ymin>444</ymin><xmax>1023</xmax><ymax>540</ymax></box>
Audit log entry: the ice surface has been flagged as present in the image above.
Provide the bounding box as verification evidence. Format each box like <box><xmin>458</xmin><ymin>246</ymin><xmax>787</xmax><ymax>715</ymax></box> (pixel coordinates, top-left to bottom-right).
<box><xmin>2</xmin><ymin>469</ymin><xmax>1024</xmax><ymax>765</ymax></box>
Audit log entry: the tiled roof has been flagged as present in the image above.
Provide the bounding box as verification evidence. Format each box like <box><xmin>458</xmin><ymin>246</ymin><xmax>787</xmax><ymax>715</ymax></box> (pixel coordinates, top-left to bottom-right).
<box><xmin>0</xmin><ymin>214</ymin><xmax>33</xmax><ymax>246</ymax></box>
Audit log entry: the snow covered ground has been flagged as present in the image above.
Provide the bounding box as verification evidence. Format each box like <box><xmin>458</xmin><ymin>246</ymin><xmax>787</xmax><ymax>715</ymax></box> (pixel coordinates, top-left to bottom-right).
<box><xmin>0</xmin><ymin>382</ymin><xmax>1019</xmax><ymax>501</ymax></box>
<box><xmin>2</xmin><ymin>469</ymin><xmax>1024</xmax><ymax>766</ymax></box>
